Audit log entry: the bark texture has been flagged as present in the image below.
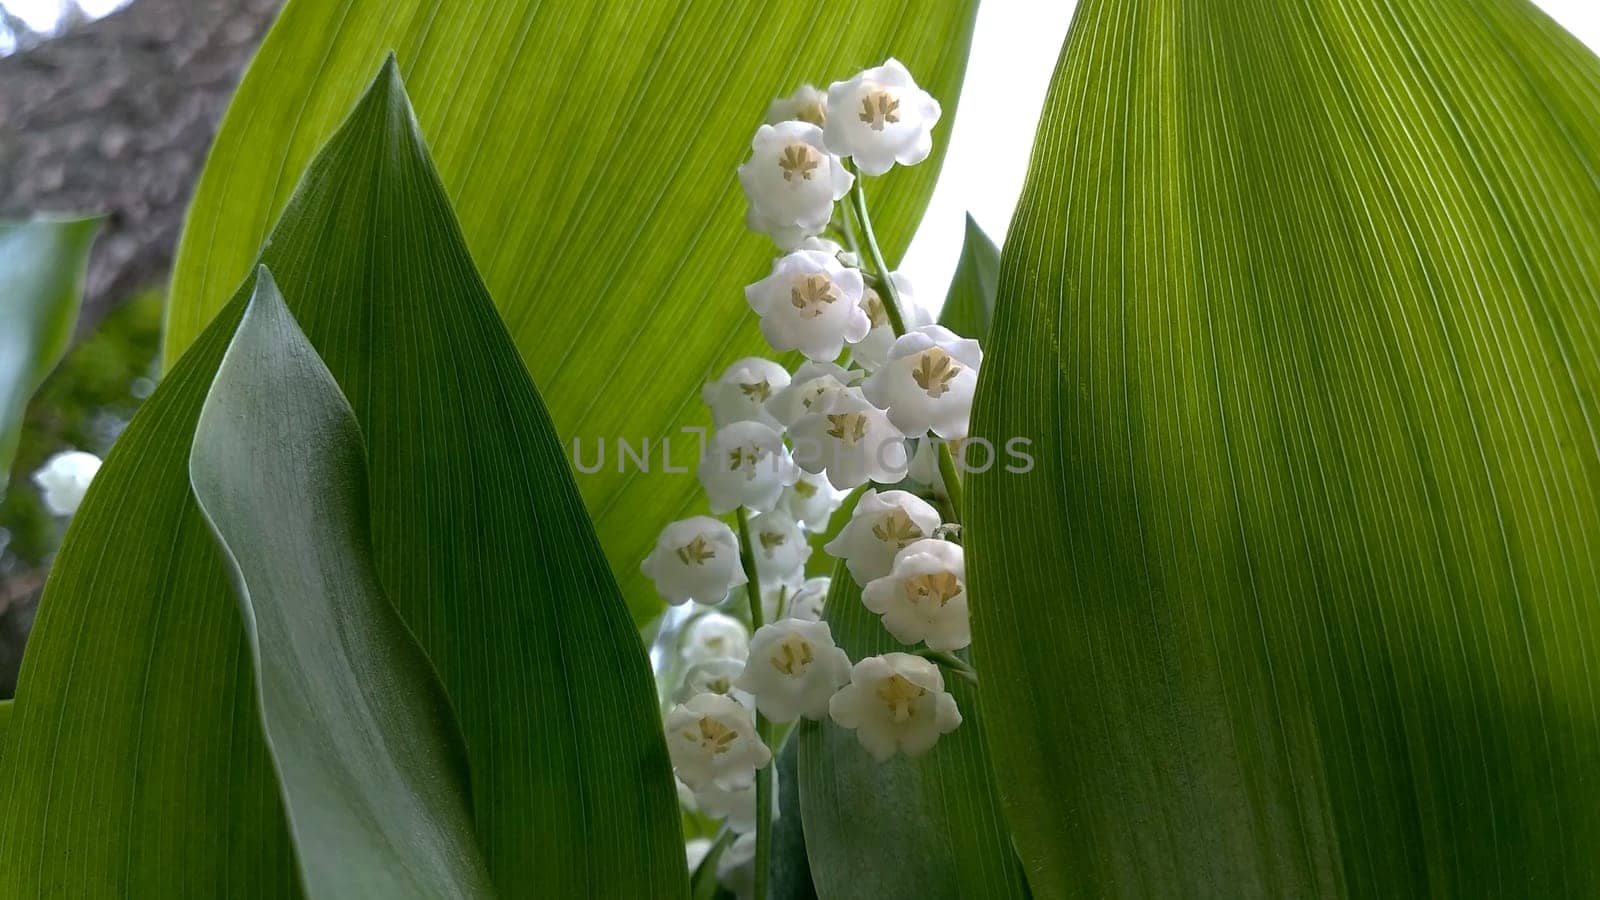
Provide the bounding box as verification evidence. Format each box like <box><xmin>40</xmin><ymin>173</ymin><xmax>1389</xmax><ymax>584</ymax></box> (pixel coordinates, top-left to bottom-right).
<box><xmin>0</xmin><ymin>0</ymin><xmax>282</xmax><ymax>337</ymax></box>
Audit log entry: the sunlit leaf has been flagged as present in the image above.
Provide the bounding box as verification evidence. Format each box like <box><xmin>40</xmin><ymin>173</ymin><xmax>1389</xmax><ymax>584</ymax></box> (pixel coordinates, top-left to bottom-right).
<box><xmin>936</xmin><ymin>214</ymin><xmax>999</xmax><ymax>341</ymax></box>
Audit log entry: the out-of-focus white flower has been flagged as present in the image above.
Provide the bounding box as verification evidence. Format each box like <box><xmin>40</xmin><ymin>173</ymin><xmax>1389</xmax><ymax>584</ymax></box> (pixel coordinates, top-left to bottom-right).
<box><xmin>694</xmin><ymin>766</ymin><xmax>779</xmax><ymax>834</ymax></box>
<box><xmin>860</xmin><ymin>539</ymin><xmax>969</xmax><ymax>651</ymax></box>
<box><xmin>31</xmin><ymin>449</ymin><xmax>101</xmax><ymax>517</ymax></box>
<box><xmin>828</xmin><ymin>652</ymin><xmax>962</xmax><ymax>761</ymax></box>
<box><xmin>906</xmin><ymin>437</ymin><xmax>952</xmax><ymax>493</ymax></box>
<box><xmin>861</xmin><ymin>325</ymin><xmax>982</xmax><ymax>440</ymax></box>
<box><xmin>718</xmin><ymin>832</ymin><xmax>757</xmax><ymax>899</ymax></box>
<box><xmin>800</xmin><ymin>235</ymin><xmax>859</xmax><ymax>269</ymax></box>
<box><xmin>747</xmin><ymin>511</ymin><xmax>810</xmax><ymax>587</ymax></box>
<box><xmin>788</xmin><ymin>390</ymin><xmax>908</xmax><ymax>490</ymax></box>
<box><xmin>787</xmin><ymin>576</ymin><xmax>831</xmax><ymax>621</ymax></box>
<box><xmin>683</xmin><ymin>612</ymin><xmax>750</xmax><ymax>666</ymax></box>
<box><xmin>699</xmin><ymin>421</ymin><xmax>797</xmax><ymax>514</ymax></box>
<box><xmin>642</xmin><ymin>517</ymin><xmax>748</xmax><ymax>605</ymax></box>
<box><xmin>823</xmin><ymin>59</ymin><xmax>941</xmax><ymax>176</ymax></box>
<box><xmin>766</xmin><ymin>84</ymin><xmax>827</xmax><ymax>127</ymax></box>
<box><xmin>851</xmin><ymin>274</ymin><xmax>930</xmax><ymax>371</ymax></box>
<box><xmin>739</xmin><ymin>121</ymin><xmax>853</xmax><ymax>249</ymax></box>
<box><xmin>777</xmin><ymin>469</ymin><xmax>843</xmax><ymax>532</ymax></box>
<box><xmin>702</xmin><ymin>357</ymin><xmax>790</xmax><ymax>429</ymax></box>
<box><xmin>766</xmin><ymin>361</ymin><xmax>858</xmax><ymax>428</ymax></box>
<box><xmin>745</xmin><ymin>250</ymin><xmax>870</xmax><ymax>362</ymax></box>
<box><xmin>665</xmin><ymin>692</ymin><xmax>772</xmax><ymax>792</ymax></box>
<box><xmin>677</xmin><ymin>778</ymin><xmax>700</xmax><ymax>811</ymax></box>
<box><xmin>823</xmin><ymin>489</ymin><xmax>943</xmax><ymax>585</ymax></box>
<box><xmin>676</xmin><ymin>657</ymin><xmax>751</xmax><ymax>706</ymax></box>
<box><xmin>736</xmin><ymin>618</ymin><xmax>852</xmax><ymax>722</ymax></box>
<box><xmin>685</xmin><ymin>837</ymin><xmax>713</xmax><ymax>873</ymax></box>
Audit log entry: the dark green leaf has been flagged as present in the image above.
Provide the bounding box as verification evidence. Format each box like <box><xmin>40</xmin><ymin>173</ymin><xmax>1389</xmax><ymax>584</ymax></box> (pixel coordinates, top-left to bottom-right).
<box><xmin>969</xmin><ymin>1</ymin><xmax>1600</xmax><ymax>896</ymax></box>
<box><xmin>0</xmin><ymin>699</ymin><xmax>10</xmax><ymax>751</ymax></box>
<box><xmin>797</xmin><ymin>565</ymin><xmax>1026</xmax><ymax>900</ymax></box>
<box><xmin>769</xmin><ymin>737</ymin><xmax>818</xmax><ymax>900</ymax></box>
<box><xmin>164</xmin><ymin>0</ymin><xmax>980</xmax><ymax>621</ymax></box>
<box><xmin>0</xmin><ymin>61</ymin><xmax>683</xmax><ymax>897</ymax></box>
<box><xmin>0</xmin><ymin>217</ymin><xmax>100</xmax><ymax>487</ymax></box>
<box><xmin>189</xmin><ymin>268</ymin><xmax>493</xmax><ymax>898</ymax></box>
<box><xmin>937</xmin><ymin>214</ymin><xmax>1000</xmax><ymax>341</ymax></box>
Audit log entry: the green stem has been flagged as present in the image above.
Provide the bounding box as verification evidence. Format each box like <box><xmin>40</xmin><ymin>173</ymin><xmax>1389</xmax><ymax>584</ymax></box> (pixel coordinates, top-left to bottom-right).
<box><xmin>915</xmin><ymin>648</ymin><xmax>979</xmax><ymax>686</ymax></box>
<box><xmin>840</xmin><ymin>167</ymin><xmax>965</xmax><ymax>523</ymax></box>
<box><xmin>735</xmin><ymin>508</ymin><xmax>773</xmax><ymax>900</ymax></box>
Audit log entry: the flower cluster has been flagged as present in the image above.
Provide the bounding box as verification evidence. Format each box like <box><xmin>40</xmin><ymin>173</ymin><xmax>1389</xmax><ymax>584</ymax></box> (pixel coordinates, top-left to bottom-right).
<box><xmin>645</xmin><ymin>59</ymin><xmax>980</xmax><ymax>891</ymax></box>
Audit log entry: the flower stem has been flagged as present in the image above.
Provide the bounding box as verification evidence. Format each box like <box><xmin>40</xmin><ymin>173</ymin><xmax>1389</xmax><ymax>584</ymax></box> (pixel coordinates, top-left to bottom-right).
<box><xmin>840</xmin><ymin>167</ymin><xmax>965</xmax><ymax>523</ymax></box>
<box><xmin>915</xmin><ymin>648</ymin><xmax>979</xmax><ymax>686</ymax></box>
<box><xmin>735</xmin><ymin>507</ymin><xmax>773</xmax><ymax>900</ymax></box>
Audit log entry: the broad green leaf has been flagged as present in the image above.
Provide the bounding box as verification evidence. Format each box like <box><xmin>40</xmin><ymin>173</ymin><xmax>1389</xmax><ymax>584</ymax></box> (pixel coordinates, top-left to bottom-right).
<box><xmin>189</xmin><ymin>268</ymin><xmax>493</xmax><ymax>898</ymax></box>
<box><xmin>936</xmin><ymin>214</ymin><xmax>999</xmax><ymax>341</ymax></box>
<box><xmin>164</xmin><ymin>0</ymin><xmax>979</xmax><ymax>621</ymax></box>
<box><xmin>797</xmin><ymin>566</ymin><xmax>1026</xmax><ymax>900</ymax></box>
<box><xmin>969</xmin><ymin>0</ymin><xmax>1600</xmax><ymax>896</ymax></box>
<box><xmin>0</xmin><ymin>217</ymin><xmax>100</xmax><ymax>487</ymax></box>
<box><xmin>0</xmin><ymin>699</ymin><xmax>10</xmax><ymax>749</ymax></box>
<box><xmin>0</xmin><ymin>62</ymin><xmax>683</xmax><ymax>897</ymax></box>
<box><xmin>769</xmin><ymin>738</ymin><xmax>817</xmax><ymax>900</ymax></box>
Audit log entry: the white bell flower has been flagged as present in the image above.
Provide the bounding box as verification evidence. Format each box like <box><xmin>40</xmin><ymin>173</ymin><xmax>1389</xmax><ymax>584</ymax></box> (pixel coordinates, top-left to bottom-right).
<box><xmin>765</xmin><ymin>360</ymin><xmax>858</xmax><ymax>428</ymax></box>
<box><xmin>822</xmin><ymin>488</ymin><xmax>943</xmax><ymax>585</ymax></box>
<box><xmin>906</xmin><ymin>437</ymin><xmax>951</xmax><ymax>493</ymax></box>
<box><xmin>718</xmin><ymin>832</ymin><xmax>757</xmax><ymax>899</ymax></box>
<box><xmin>851</xmin><ymin>274</ymin><xmax>930</xmax><ymax>371</ymax></box>
<box><xmin>702</xmin><ymin>357</ymin><xmax>790</xmax><ymax>429</ymax></box>
<box><xmin>828</xmin><ymin>652</ymin><xmax>962</xmax><ymax>761</ymax></box>
<box><xmin>736</xmin><ymin>618</ymin><xmax>852</xmax><ymax>722</ymax></box>
<box><xmin>861</xmin><ymin>325</ymin><xmax>982</xmax><ymax>440</ymax></box>
<box><xmin>744</xmin><ymin>249</ymin><xmax>871</xmax><ymax>362</ymax></box>
<box><xmin>823</xmin><ymin>58</ymin><xmax>942</xmax><ymax>176</ymax></box>
<box><xmin>694</xmin><ymin>765</ymin><xmax>779</xmax><ymax>834</ymax></box>
<box><xmin>642</xmin><ymin>517</ymin><xmax>748</xmax><ymax>605</ymax></box>
<box><xmin>31</xmin><ymin>449</ymin><xmax>102</xmax><ymax>516</ymax></box>
<box><xmin>776</xmin><ymin>469</ymin><xmax>843</xmax><ymax>532</ymax></box>
<box><xmin>747</xmin><ymin>511</ymin><xmax>811</xmax><ymax>586</ymax></box>
<box><xmin>788</xmin><ymin>389</ymin><xmax>908</xmax><ymax>490</ymax></box>
<box><xmin>739</xmin><ymin>121</ymin><xmax>853</xmax><ymax>249</ymax></box>
<box><xmin>861</xmin><ymin>539</ymin><xmax>969</xmax><ymax>651</ymax></box>
<box><xmin>800</xmin><ymin>235</ymin><xmax>859</xmax><ymax>269</ymax></box>
<box><xmin>787</xmin><ymin>576</ymin><xmax>831</xmax><ymax>622</ymax></box>
<box><xmin>665</xmin><ymin>692</ymin><xmax>772</xmax><ymax>792</ymax></box>
<box><xmin>682</xmin><ymin>612</ymin><xmax>750</xmax><ymax>666</ymax></box>
<box><xmin>766</xmin><ymin>84</ymin><xmax>827</xmax><ymax>127</ymax></box>
<box><xmin>685</xmin><ymin>837</ymin><xmax>712</xmax><ymax>872</ymax></box>
<box><xmin>675</xmin><ymin>657</ymin><xmax>751</xmax><ymax>707</ymax></box>
<box><xmin>677</xmin><ymin>779</ymin><xmax>700</xmax><ymax>812</ymax></box>
<box><xmin>698</xmin><ymin>421</ymin><xmax>797</xmax><ymax>514</ymax></box>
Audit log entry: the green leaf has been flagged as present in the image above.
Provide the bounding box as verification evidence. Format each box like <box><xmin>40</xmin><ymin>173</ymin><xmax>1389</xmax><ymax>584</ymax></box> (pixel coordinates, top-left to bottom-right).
<box><xmin>969</xmin><ymin>1</ymin><xmax>1600</xmax><ymax>896</ymax></box>
<box><xmin>937</xmin><ymin>214</ymin><xmax>1000</xmax><ymax>341</ymax></box>
<box><xmin>0</xmin><ymin>699</ymin><xmax>11</xmax><ymax>750</ymax></box>
<box><xmin>189</xmin><ymin>268</ymin><xmax>493</xmax><ymax>898</ymax></box>
<box><xmin>769</xmin><ymin>738</ymin><xmax>818</xmax><ymax>900</ymax></box>
<box><xmin>0</xmin><ymin>217</ymin><xmax>100</xmax><ymax>488</ymax></box>
<box><xmin>690</xmin><ymin>831</ymin><xmax>735</xmax><ymax>900</ymax></box>
<box><xmin>164</xmin><ymin>0</ymin><xmax>979</xmax><ymax>621</ymax></box>
<box><xmin>797</xmin><ymin>565</ymin><xmax>1027</xmax><ymax>900</ymax></box>
<box><xmin>0</xmin><ymin>61</ymin><xmax>683</xmax><ymax>897</ymax></box>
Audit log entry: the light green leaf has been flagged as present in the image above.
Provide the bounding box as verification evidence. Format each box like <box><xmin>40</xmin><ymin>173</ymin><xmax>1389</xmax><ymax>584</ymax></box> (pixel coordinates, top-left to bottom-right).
<box><xmin>0</xmin><ymin>61</ymin><xmax>683</xmax><ymax>897</ymax></box>
<box><xmin>936</xmin><ymin>214</ymin><xmax>999</xmax><ymax>341</ymax></box>
<box><xmin>0</xmin><ymin>217</ymin><xmax>100</xmax><ymax>487</ymax></box>
<box><xmin>969</xmin><ymin>1</ymin><xmax>1600</xmax><ymax>896</ymax></box>
<box><xmin>164</xmin><ymin>0</ymin><xmax>979</xmax><ymax>621</ymax></box>
<box><xmin>190</xmin><ymin>268</ymin><xmax>493</xmax><ymax>899</ymax></box>
<box><xmin>797</xmin><ymin>566</ymin><xmax>1026</xmax><ymax>900</ymax></box>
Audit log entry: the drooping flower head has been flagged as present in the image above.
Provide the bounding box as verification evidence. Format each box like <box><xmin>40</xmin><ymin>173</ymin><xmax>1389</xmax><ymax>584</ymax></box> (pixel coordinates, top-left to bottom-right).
<box><xmin>823</xmin><ymin>488</ymin><xmax>943</xmax><ymax>585</ymax></box>
<box><xmin>682</xmin><ymin>611</ymin><xmax>751</xmax><ymax>665</ymax></box>
<box><xmin>828</xmin><ymin>652</ymin><xmax>962</xmax><ymax>761</ymax></box>
<box><xmin>850</xmin><ymin>273</ymin><xmax>930</xmax><ymax>372</ymax></box>
<box><xmin>665</xmin><ymin>692</ymin><xmax>772</xmax><ymax>792</ymax></box>
<box><xmin>698</xmin><ymin>420</ymin><xmax>797</xmax><ymax>514</ymax></box>
<box><xmin>739</xmin><ymin>121</ymin><xmax>853</xmax><ymax>248</ymax></box>
<box><xmin>694</xmin><ymin>765</ymin><xmax>780</xmax><ymax>834</ymax></box>
<box><xmin>777</xmin><ymin>468</ymin><xmax>843</xmax><ymax>532</ymax></box>
<box><xmin>642</xmin><ymin>516</ymin><xmax>748</xmax><ymax>605</ymax></box>
<box><xmin>861</xmin><ymin>324</ymin><xmax>982</xmax><ymax>440</ymax></box>
<box><xmin>702</xmin><ymin>357</ymin><xmax>791</xmax><ymax>429</ymax></box>
<box><xmin>766</xmin><ymin>360</ymin><xmax>859</xmax><ymax>429</ymax></box>
<box><xmin>861</xmin><ymin>538</ymin><xmax>969</xmax><ymax>651</ymax></box>
<box><xmin>766</xmin><ymin>84</ymin><xmax>828</xmax><ymax>127</ymax></box>
<box><xmin>675</xmin><ymin>657</ymin><xmax>751</xmax><ymax>707</ymax></box>
<box><xmin>788</xmin><ymin>389</ymin><xmax>908</xmax><ymax>490</ymax></box>
<box><xmin>786</xmin><ymin>576</ymin><xmax>832</xmax><ymax>622</ymax></box>
<box><xmin>735</xmin><ymin>618</ymin><xmax>852</xmax><ymax>722</ymax></box>
<box><xmin>746</xmin><ymin>510</ymin><xmax>811</xmax><ymax>587</ymax></box>
<box><xmin>31</xmin><ymin>449</ymin><xmax>102</xmax><ymax>517</ymax></box>
<box><xmin>824</xmin><ymin>58</ymin><xmax>942</xmax><ymax>176</ymax></box>
<box><xmin>745</xmin><ymin>249</ymin><xmax>871</xmax><ymax>362</ymax></box>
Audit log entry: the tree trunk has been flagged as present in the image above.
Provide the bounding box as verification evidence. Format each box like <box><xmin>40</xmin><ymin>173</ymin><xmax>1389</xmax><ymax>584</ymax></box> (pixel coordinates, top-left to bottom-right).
<box><xmin>0</xmin><ymin>0</ymin><xmax>282</xmax><ymax>339</ymax></box>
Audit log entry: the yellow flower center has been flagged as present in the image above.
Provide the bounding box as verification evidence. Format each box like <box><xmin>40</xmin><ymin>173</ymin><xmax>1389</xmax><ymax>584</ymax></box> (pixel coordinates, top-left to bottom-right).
<box><xmin>861</xmin><ymin>289</ymin><xmax>889</xmax><ymax>327</ymax></box>
<box><xmin>739</xmin><ymin>379</ymin><xmax>773</xmax><ymax>402</ymax></box>
<box><xmin>790</xmin><ymin>273</ymin><xmax>839</xmax><ymax>319</ymax></box>
<box><xmin>911</xmin><ymin>347</ymin><xmax>962</xmax><ymax>398</ymax></box>
<box><xmin>871</xmin><ymin>509</ymin><xmax>923</xmax><ymax>549</ymax></box>
<box><xmin>686</xmin><ymin>716</ymin><xmax>739</xmax><ymax>754</ymax></box>
<box><xmin>857</xmin><ymin>86</ymin><xmax>901</xmax><ymax>131</ymax></box>
<box><xmin>779</xmin><ymin>143</ymin><xmax>822</xmax><ymax>182</ymax></box>
<box><xmin>875</xmin><ymin>673</ymin><xmax>926</xmax><ymax>723</ymax></box>
<box><xmin>770</xmin><ymin>634</ymin><xmax>815</xmax><ymax>676</ymax></box>
<box><xmin>826</xmin><ymin>412</ymin><xmax>869</xmax><ymax>446</ymax></box>
<box><xmin>728</xmin><ymin>444</ymin><xmax>765</xmax><ymax>479</ymax></box>
<box><xmin>903</xmin><ymin>571</ymin><xmax>962</xmax><ymax>608</ymax></box>
<box><xmin>676</xmin><ymin>535</ymin><xmax>716</xmax><ymax>566</ymax></box>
